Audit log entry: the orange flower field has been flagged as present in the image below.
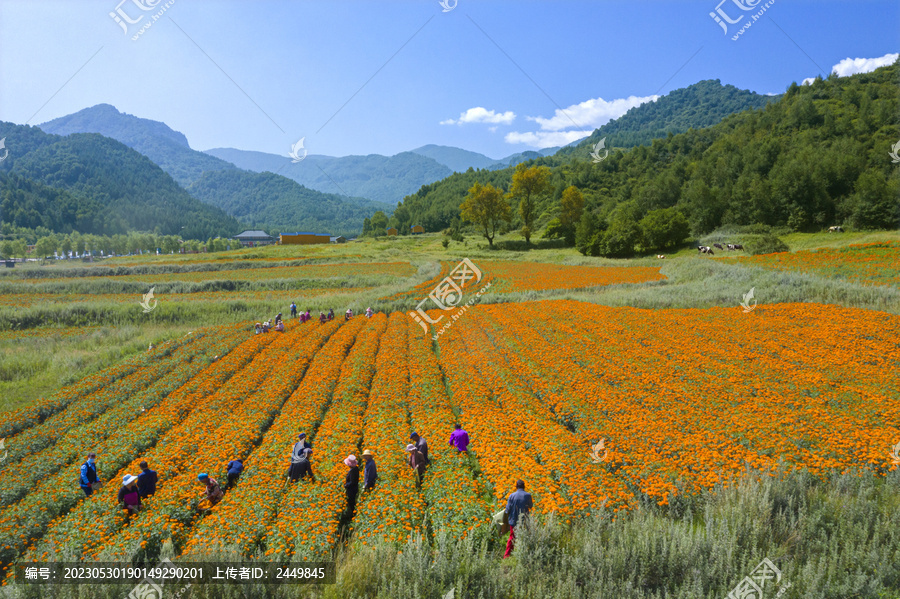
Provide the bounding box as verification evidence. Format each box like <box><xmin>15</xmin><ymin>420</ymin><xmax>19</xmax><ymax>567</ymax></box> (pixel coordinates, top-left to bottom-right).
<box><xmin>381</xmin><ymin>260</ymin><xmax>664</xmax><ymax>304</ymax></box>
<box><xmin>727</xmin><ymin>241</ymin><xmax>900</xmax><ymax>287</ymax></box>
<box><xmin>1</xmin><ymin>299</ymin><xmax>899</xmax><ymax>579</ymax></box>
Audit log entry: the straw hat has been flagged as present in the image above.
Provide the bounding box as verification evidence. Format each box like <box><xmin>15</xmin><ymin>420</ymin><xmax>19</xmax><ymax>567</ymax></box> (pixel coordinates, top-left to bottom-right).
<box><xmin>362</xmin><ymin>449</ymin><xmax>374</xmax><ymax>457</ymax></box>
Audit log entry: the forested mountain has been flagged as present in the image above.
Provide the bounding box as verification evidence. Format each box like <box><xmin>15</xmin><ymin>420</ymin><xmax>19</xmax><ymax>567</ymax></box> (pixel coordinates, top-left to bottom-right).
<box><xmin>205</xmin><ymin>147</ymin><xmax>453</xmax><ymax>204</ymax></box>
<box><xmin>391</xmin><ymin>64</ymin><xmax>900</xmax><ymax>237</ymax></box>
<box><xmin>557</xmin><ymin>80</ymin><xmax>779</xmax><ymax>159</ymax></box>
<box><xmin>39</xmin><ymin>104</ymin><xmax>236</xmax><ymax>188</ymax></box>
<box><xmin>411</xmin><ymin>145</ymin><xmax>501</xmax><ymax>172</ymax></box>
<box><xmin>410</xmin><ymin>144</ymin><xmax>563</xmax><ymax>173</ymax></box>
<box><xmin>0</xmin><ymin>123</ymin><xmax>242</xmax><ymax>239</ymax></box>
<box><xmin>187</xmin><ymin>169</ymin><xmax>390</xmax><ymax>236</ymax></box>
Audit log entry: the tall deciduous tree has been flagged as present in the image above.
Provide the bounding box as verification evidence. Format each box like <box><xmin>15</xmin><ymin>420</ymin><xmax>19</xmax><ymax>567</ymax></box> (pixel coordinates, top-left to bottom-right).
<box><xmin>559</xmin><ymin>186</ymin><xmax>585</xmax><ymax>245</ymax></box>
<box><xmin>508</xmin><ymin>164</ymin><xmax>552</xmax><ymax>244</ymax></box>
<box><xmin>460</xmin><ymin>182</ymin><xmax>511</xmax><ymax>247</ymax></box>
<box><xmin>34</xmin><ymin>237</ymin><xmax>56</xmax><ymax>261</ymax></box>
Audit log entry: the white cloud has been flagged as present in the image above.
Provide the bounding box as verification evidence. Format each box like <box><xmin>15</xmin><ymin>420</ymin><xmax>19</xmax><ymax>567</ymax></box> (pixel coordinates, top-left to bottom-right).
<box><xmin>440</xmin><ymin>106</ymin><xmax>516</xmax><ymax>126</ymax></box>
<box><xmin>504</xmin><ymin>130</ymin><xmax>594</xmax><ymax>149</ymax></box>
<box><xmin>831</xmin><ymin>53</ymin><xmax>898</xmax><ymax>77</ymax></box>
<box><xmin>801</xmin><ymin>77</ymin><xmax>816</xmax><ymax>86</ymax></box>
<box><xmin>528</xmin><ymin>94</ymin><xmax>659</xmax><ymax>132</ymax></box>
<box><xmin>502</xmin><ymin>93</ymin><xmax>657</xmax><ymax>149</ymax></box>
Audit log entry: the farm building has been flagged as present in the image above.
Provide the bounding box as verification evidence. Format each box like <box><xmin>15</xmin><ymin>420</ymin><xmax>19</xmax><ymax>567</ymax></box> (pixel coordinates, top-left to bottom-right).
<box><xmin>386</xmin><ymin>227</ymin><xmax>398</xmax><ymax>236</ymax></box>
<box><xmin>280</xmin><ymin>233</ymin><xmax>331</xmax><ymax>245</ymax></box>
<box><xmin>330</xmin><ymin>236</ymin><xmax>347</xmax><ymax>244</ymax></box>
<box><xmin>410</xmin><ymin>225</ymin><xmax>425</xmax><ymax>234</ymax></box>
<box><xmin>233</xmin><ymin>230</ymin><xmax>275</xmax><ymax>247</ymax></box>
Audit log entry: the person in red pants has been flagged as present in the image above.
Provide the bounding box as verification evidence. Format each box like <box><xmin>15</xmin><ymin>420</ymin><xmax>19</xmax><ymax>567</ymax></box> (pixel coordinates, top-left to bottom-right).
<box><xmin>503</xmin><ymin>479</ymin><xmax>533</xmax><ymax>558</ymax></box>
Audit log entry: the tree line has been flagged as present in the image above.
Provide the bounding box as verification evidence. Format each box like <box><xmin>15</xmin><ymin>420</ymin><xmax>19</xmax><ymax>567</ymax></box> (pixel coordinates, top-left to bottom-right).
<box><xmin>0</xmin><ymin>226</ymin><xmax>238</xmax><ymax>261</ymax></box>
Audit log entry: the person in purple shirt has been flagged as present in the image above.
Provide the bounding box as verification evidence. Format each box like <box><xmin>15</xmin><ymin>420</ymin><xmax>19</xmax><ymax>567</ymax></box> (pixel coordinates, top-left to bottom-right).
<box><xmin>448</xmin><ymin>423</ymin><xmax>470</xmax><ymax>453</ymax></box>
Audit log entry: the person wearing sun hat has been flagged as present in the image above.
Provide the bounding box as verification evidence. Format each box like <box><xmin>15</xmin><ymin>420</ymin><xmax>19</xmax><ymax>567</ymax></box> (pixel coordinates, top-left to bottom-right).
<box><xmin>406</xmin><ymin>443</ymin><xmax>426</xmax><ymax>488</ymax></box>
<box><xmin>197</xmin><ymin>472</ymin><xmax>223</xmax><ymax>507</ymax></box>
<box><xmin>361</xmin><ymin>449</ymin><xmax>378</xmax><ymax>491</ymax></box>
<box><xmin>343</xmin><ymin>455</ymin><xmax>360</xmax><ymax>516</ymax></box>
<box><xmin>117</xmin><ymin>474</ymin><xmax>142</xmax><ymax>514</ymax></box>
<box><xmin>410</xmin><ymin>432</ymin><xmax>430</xmax><ymax>466</ymax></box>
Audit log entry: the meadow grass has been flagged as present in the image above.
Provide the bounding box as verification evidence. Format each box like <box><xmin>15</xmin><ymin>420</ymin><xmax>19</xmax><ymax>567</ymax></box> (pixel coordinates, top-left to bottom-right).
<box><xmin>0</xmin><ymin>325</ymin><xmax>191</xmax><ymax>413</ymax></box>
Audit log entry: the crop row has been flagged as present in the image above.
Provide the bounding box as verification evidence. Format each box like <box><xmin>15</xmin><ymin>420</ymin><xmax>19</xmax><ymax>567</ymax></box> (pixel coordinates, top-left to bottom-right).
<box><xmin>4</xmin><ymin>325</ymin><xmax>296</xmax><ymax>575</ymax></box>
<box><xmin>179</xmin><ymin>317</ymin><xmax>367</xmax><ymax>559</ymax></box>
<box><xmin>0</xmin><ymin>327</ymin><xmax>250</xmax><ymax>507</ymax></box>
<box><xmin>0</xmin><ymin>325</ymin><xmax>274</xmax><ymax>577</ymax></box>
<box><xmin>89</xmin><ymin>321</ymin><xmax>340</xmax><ymax>563</ymax></box>
<box><xmin>264</xmin><ymin>315</ymin><xmax>387</xmax><ymax>561</ymax></box>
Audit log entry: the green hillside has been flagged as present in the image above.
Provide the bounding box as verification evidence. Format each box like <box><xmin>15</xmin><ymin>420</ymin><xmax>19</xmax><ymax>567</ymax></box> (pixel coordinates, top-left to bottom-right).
<box><xmin>187</xmin><ymin>169</ymin><xmax>391</xmax><ymax>237</ymax></box>
<box><xmin>558</xmin><ymin>79</ymin><xmax>779</xmax><ymax>159</ymax></box>
<box><xmin>39</xmin><ymin>104</ymin><xmax>236</xmax><ymax>188</ymax></box>
<box><xmin>0</xmin><ymin>123</ymin><xmax>242</xmax><ymax>239</ymax></box>
<box><xmin>390</xmin><ymin>65</ymin><xmax>900</xmax><ymax>242</ymax></box>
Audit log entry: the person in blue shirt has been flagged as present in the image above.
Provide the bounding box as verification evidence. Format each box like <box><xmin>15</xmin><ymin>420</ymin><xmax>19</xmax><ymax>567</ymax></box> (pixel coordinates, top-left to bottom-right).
<box><xmin>503</xmin><ymin>479</ymin><xmax>533</xmax><ymax>559</ymax></box>
<box><xmin>226</xmin><ymin>459</ymin><xmax>244</xmax><ymax>489</ymax></box>
<box><xmin>137</xmin><ymin>461</ymin><xmax>157</xmax><ymax>497</ymax></box>
<box><xmin>79</xmin><ymin>452</ymin><xmax>100</xmax><ymax>497</ymax></box>
<box><xmin>362</xmin><ymin>449</ymin><xmax>378</xmax><ymax>491</ymax></box>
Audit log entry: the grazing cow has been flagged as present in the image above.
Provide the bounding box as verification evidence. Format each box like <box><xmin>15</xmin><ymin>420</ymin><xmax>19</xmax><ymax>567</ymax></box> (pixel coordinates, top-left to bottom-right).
<box><xmin>697</xmin><ymin>246</ymin><xmax>714</xmax><ymax>255</ymax></box>
<box><xmin>657</xmin><ymin>254</ymin><xmax>665</xmax><ymax>259</ymax></box>
<box><xmin>828</xmin><ymin>226</ymin><xmax>844</xmax><ymax>233</ymax></box>
<box><xmin>713</xmin><ymin>243</ymin><xmax>724</xmax><ymax>250</ymax></box>
<box><xmin>732</xmin><ymin>243</ymin><xmax>744</xmax><ymax>250</ymax></box>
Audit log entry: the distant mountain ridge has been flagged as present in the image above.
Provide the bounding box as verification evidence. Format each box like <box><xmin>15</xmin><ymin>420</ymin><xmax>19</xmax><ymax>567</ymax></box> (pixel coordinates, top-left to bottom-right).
<box><xmin>37</xmin><ymin>104</ymin><xmax>392</xmax><ymax>235</ymax></box>
<box><xmin>409</xmin><ymin>144</ymin><xmax>563</xmax><ymax>172</ymax></box>
<box><xmin>40</xmin><ymin>104</ymin><xmax>236</xmax><ymax>188</ymax></box>
<box><xmin>0</xmin><ymin>122</ymin><xmax>241</xmax><ymax>239</ymax></box>
<box><xmin>205</xmin><ymin>147</ymin><xmax>453</xmax><ymax>204</ymax></box>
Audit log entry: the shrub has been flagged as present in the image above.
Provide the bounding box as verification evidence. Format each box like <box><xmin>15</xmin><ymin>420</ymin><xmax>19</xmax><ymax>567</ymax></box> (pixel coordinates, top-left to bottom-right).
<box><xmin>639</xmin><ymin>208</ymin><xmax>690</xmax><ymax>252</ymax></box>
<box><xmin>745</xmin><ymin>233</ymin><xmax>790</xmax><ymax>255</ymax></box>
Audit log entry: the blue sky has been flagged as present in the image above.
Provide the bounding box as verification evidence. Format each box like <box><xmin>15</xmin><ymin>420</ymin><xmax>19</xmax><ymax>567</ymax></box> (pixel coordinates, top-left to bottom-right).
<box><xmin>0</xmin><ymin>1</ymin><xmax>897</xmax><ymax>159</ymax></box>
